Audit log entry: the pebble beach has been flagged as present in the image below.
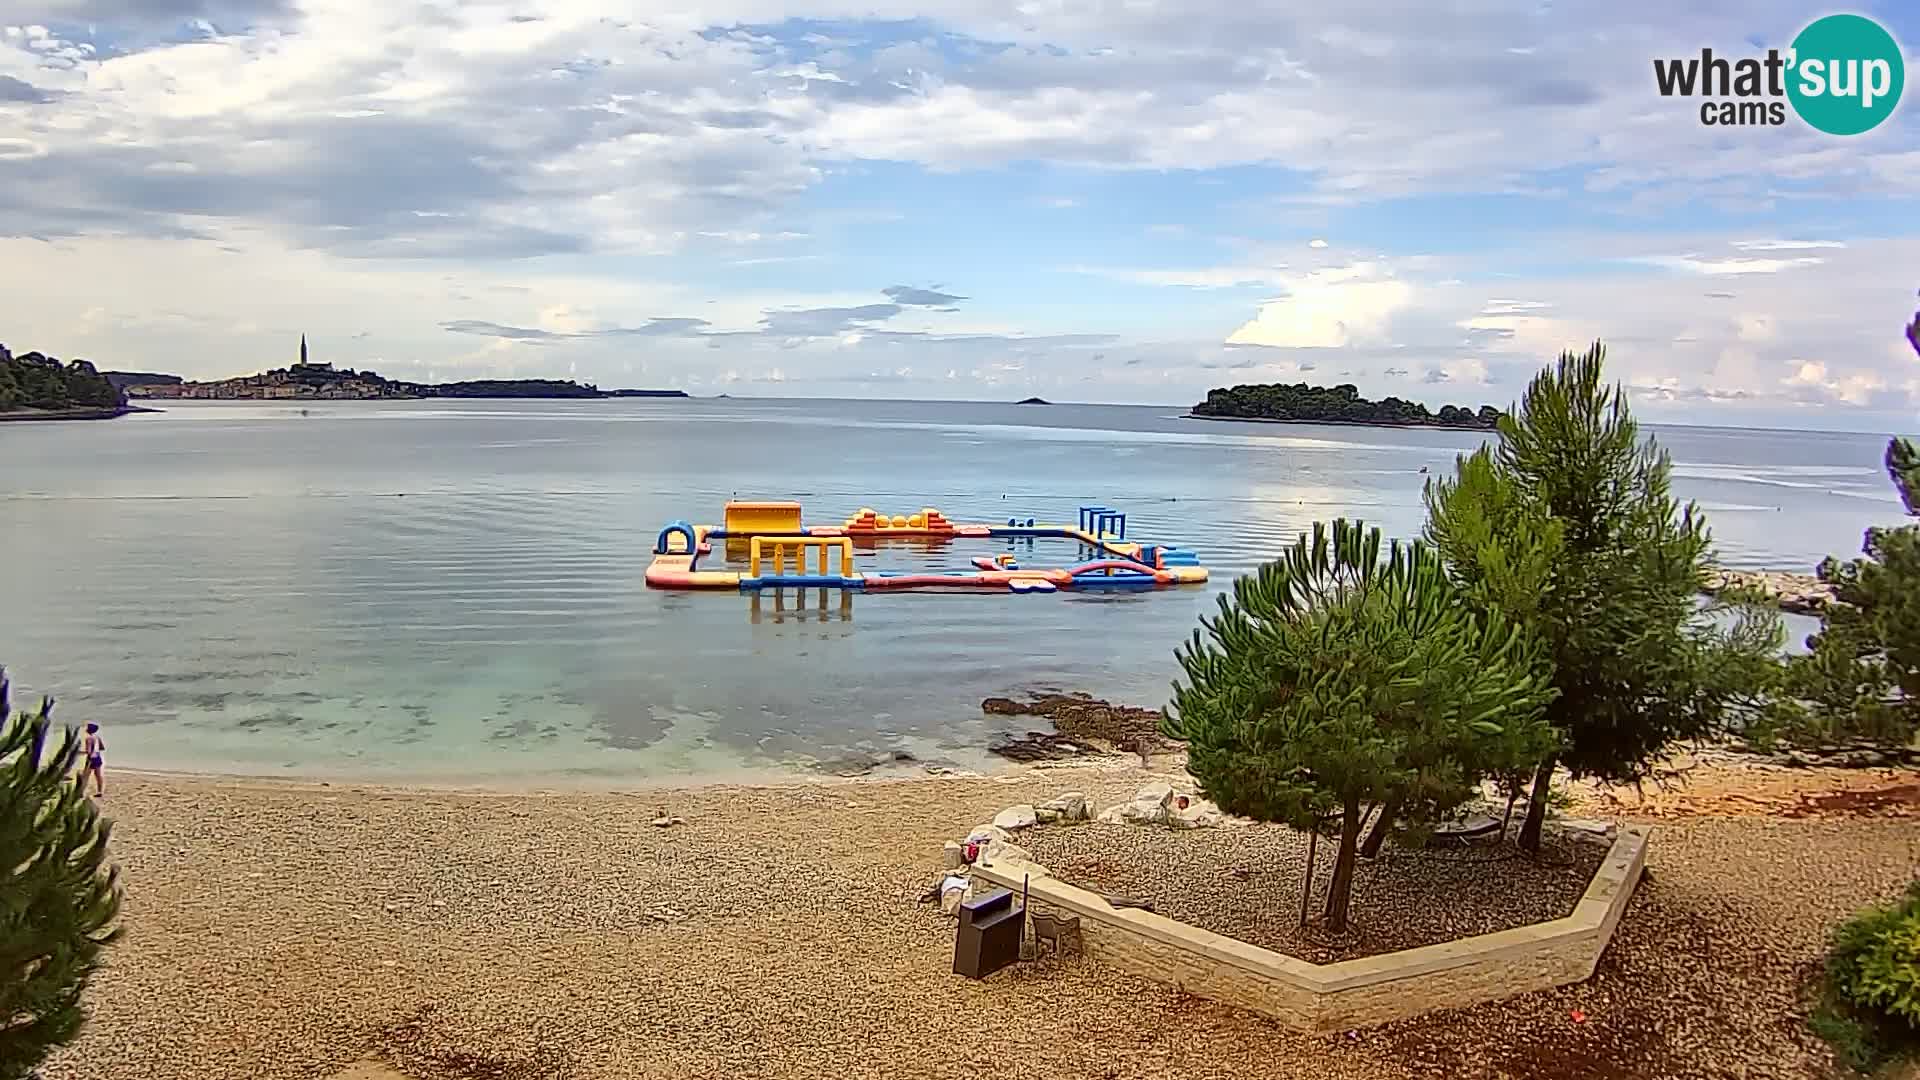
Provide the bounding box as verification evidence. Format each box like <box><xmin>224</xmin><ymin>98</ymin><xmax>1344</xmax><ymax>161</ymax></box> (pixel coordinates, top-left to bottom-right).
<box><xmin>40</xmin><ymin>759</ymin><xmax>1920</xmax><ymax>1080</ymax></box>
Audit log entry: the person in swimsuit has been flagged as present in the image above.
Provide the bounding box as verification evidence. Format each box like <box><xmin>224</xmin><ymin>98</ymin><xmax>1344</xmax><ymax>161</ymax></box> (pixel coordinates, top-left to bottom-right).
<box><xmin>79</xmin><ymin>722</ymin><xmax>105</xmax><ymax>797</ymax></box>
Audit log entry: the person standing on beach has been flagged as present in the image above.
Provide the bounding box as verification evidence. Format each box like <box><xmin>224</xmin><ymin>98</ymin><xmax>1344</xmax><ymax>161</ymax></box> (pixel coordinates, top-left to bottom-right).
<box><xmin>78</xmin><ymin>722</ymin><xmax>105</xmax><ymax>797</ymax></box>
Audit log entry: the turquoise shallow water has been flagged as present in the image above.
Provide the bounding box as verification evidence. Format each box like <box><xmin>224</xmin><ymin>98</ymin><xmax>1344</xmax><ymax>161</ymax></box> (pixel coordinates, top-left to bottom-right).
<box><xmin>0</xmin><ymin>399</ymin><xmax>1906</xmax><ymax>784</ymax></box>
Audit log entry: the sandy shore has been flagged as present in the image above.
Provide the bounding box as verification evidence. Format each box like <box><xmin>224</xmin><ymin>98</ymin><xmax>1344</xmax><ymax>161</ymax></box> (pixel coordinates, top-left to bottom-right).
<box><xmin>42</xmin><ymin>760</ymin><xmax>1920</xmax><ymax>1080</ymax></box>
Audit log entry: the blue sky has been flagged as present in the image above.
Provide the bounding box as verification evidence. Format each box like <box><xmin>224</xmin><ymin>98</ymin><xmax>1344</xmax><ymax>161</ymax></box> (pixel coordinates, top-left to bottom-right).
<box><xmin>1</xmin><ymin>1</ymin><xmax>1917</xmax><ymax>429</ymax></box>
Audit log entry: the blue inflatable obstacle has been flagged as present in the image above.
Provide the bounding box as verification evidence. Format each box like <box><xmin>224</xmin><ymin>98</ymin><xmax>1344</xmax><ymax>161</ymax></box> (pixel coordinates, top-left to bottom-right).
<box><xmin>1158</xmin><ymin>547</ymin><xmax>1201</xmax><ymax>568</ymax></box>
<box><xmin>1077</xmin><ymin>505</ymin><xmax>1127</xmax><ymax>539</ymax></box>
<box><xmin>655</xmin><ymin>520</ymin><xmax>698</xmax><ymax>555</ymax></box>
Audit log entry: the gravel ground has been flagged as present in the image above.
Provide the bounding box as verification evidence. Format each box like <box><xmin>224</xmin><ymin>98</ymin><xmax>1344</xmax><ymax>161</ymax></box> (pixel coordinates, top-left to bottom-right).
<box><xmin>36</xmin><ymin>763</ymin><xmax>1920</xmax><ymax>1080</ymax></box>
<box><xmin>1570</xmin><ymin>758</ymin><xmax>1920</xmax><ymax>820</ymax></box>
<box><xmin>1018</xmin><ymin>823</ymin><xmax>1607</xmax><ymax>963</ymax></box>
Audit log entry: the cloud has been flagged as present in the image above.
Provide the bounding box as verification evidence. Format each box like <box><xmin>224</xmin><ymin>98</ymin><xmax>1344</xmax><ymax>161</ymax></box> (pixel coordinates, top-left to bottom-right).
<box><xmin>761</xmin><ymin>303</ymin><xmax>903</xmax><ymax>335</ymax></box>
<box><xmin>0</xmin><ymin>11</ymin><xmax>819</xmax><ymax>256</ymax></box>
<box><xmin>0</xmin><ymin>75</ymin><xmax>57</xmax><ymax>103</ymax></box>
<box><xmin>1479</xmin><ymin>299</ymin><xmax>1551</xmax><ymax>317</ymax></box>
<box><xmin>439</xmin><ymin>317</ymin><xmax>713</xmax><ymax>341</ymax></box>
<box><xmin>1226</xmin><ymin>264</ymin><xmax>1414</xmax><ymax>348</ymax></box>
<box><xmin>1781</xmin><ymin>360</ymin><xmax>1889</xmax><ymax>407</ymax></box>
<box><xmin>8</xmin><ymin>1</ymin><xmax>296</xmax><ymax>20</ymax></box>
<box><xmin>1635</xmin><ymin>255</ymin><xmax>1829</xmax><ymax>276</ymax></box>
<box><xmin>1731</xmin><ymin>239</ymin><xmax>1847</xmax><ymax>252</ymax></box>
<box><xmin>438</xmin><ymin>286</ymin><xmax>1024</xmax><ymax>353</ymax></box>
<box><xmin>732</xmin><ymin>255</ymin><xmax>825</xmax><ymax>266</ymax></box>
<box><xmin>881</xmin><ymin>285</ymin><xmax>967</xmax><ymax>306</ymax></box>
<box><xmin>441</xmin><ymin>320</ymin><xmax>567</xmax><ymax>341</ymax></box>
<box><xmin>9</xmin><ymin>0</ymin><xmax>1901</xmax><ymax>266</ymax></box>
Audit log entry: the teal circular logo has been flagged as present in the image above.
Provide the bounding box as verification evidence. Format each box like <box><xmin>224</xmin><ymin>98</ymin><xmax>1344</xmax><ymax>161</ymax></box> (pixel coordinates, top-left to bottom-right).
<box><xmin>1787</xmin><ymin>14</ymin><xmax>1905</xmax><ymax>135</ymax></box>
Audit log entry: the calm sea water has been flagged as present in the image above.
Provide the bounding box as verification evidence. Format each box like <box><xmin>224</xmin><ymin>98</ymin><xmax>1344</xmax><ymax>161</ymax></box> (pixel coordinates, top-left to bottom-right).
<box><xmin>0</xmin><ymin>399</ymin><xmax>1907</xmax><ymax>784</ymax></box>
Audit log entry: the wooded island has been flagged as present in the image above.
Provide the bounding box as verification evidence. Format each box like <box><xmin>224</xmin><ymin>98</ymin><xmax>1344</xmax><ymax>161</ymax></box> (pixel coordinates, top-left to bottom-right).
<box><xmin>1191</xmin><ymin>382</ymin><xmax>1501</xmax><ymax>430</ymax></box>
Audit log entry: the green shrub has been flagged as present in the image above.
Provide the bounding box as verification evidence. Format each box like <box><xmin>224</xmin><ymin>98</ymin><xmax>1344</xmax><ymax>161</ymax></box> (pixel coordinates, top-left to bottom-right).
<box><xmin>1815</xmin><ymin>881</ymin><xmax>1920</xmax><ymax>1073</ymax></box>
<box><xmin>1831</xmin><ymin>883</ymin><xmax>1920</xmax><ymax>1024</ymax></box>
<box><xmin>0</xmin><ymin>671</ymin><xmax>123</xmax><ymax>1079</ymax></box>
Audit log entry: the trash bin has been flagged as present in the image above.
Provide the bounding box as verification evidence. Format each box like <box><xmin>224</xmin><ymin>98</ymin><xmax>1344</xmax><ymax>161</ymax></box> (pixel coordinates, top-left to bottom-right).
<box><xmin>952</xmin><ymin>887</ymin><xmax>1023</xmax><ymax>979</ymax></box>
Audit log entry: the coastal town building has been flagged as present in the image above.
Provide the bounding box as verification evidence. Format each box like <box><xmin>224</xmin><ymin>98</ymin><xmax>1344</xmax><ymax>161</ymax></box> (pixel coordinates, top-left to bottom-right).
<box><xmin>129</xmin><ymin>335</ymin><xmax>401</xmax><ymax>401</ymax></box>
<box><xmin>118</xmin><ymin>337</ymin><xmax>626</xmax><ymax>401</ymax></box>
<box><xmin>293</xmin><ymin>334</ymin><xmax>332</xmax><ymax>373</ymax></box>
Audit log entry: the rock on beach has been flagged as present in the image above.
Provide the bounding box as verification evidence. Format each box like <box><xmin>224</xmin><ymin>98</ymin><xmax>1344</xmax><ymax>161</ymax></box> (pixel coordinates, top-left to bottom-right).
<box><xmin>1700</xmin><ymin>567</ymin><xmax>1835</xmax><ymax>614</ymax></box>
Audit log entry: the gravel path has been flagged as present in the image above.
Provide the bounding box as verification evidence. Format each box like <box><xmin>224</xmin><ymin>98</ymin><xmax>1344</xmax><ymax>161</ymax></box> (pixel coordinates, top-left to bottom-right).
<box><xmin>1019</xmin><ymin>823</ymin><xmax>1606</xmax><ymax>962</ymax></box>
<box><xmin>37</xmin><ymin>764</ymin><xmax>1920</xmax><ymax>1080</ymax></box>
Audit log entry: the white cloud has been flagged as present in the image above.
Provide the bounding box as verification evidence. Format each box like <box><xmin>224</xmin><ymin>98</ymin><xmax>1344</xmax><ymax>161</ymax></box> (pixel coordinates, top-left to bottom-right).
<box><xmin>1731</xmin><ymin>239</ymin><xmax>1847</xmax><ymax>251</ymax></box>
<box><xmin>1636</xmin><ymin>255</ymin><xmax>1828</xmax><ymax>276</ymax></box>
<box><xmin>1783</xmin><ymin>360</ymin><xmax>1886</xmax><ymax>406</ymax></box>
<box><xmin>1226</xmin><ymin>264</ymin><xmax>1414</xmax><ymax>349</ymax></box>
<box><xmin>1080</xmin><ymin>264</ymin><xmax>1287</xmax><ymax>289</ymax></box>
<box><xmin>1785</xmin><ymin>360</ymin><xmax>1829</xmax><ymax>387</ymax></box>
<box><xmin>1736</xmin><ymin>314</ymin><xmax>1778</xmax><ymax>344</ymax></box>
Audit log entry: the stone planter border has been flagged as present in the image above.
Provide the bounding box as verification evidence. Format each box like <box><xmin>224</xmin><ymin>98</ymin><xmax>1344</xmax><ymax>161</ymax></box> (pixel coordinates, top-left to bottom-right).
<box><xmin>971</xmin><ymin>824</ymin><xmax>1648</xmax><ymax>1032</ymax></box>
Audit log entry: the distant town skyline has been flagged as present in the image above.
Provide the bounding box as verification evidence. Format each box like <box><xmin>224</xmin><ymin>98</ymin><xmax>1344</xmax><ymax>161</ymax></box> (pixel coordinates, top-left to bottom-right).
<box><xmin>1</xmin><ymin>3</ymin><xmax>1917</xmax><ymax>431</ymax></box>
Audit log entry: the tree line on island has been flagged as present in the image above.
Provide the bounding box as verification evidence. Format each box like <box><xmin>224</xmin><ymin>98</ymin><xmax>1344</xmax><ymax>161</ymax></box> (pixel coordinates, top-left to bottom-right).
<box><xmin>0</xmin><ymin>344</ymin><xmax>125</xmax><ymax>414</ymax></box>
<box><xmin>1191</xmin><ymin>381</ymin><xmax>1501</xmax><ymax>429</ymax></box>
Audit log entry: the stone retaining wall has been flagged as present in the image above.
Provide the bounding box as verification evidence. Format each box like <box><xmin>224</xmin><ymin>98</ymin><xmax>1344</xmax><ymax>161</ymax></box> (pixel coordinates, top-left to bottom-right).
<box><xmin>973</xmin><ymin>825</ymin><xmax>1648</xmax><ymax>1032</ymax></box>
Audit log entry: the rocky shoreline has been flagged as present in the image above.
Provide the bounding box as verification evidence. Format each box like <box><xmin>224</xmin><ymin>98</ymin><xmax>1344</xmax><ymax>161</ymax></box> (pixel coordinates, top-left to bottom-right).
<box><xmin>981</xmin><ymin>692</ymin><xmax>1176</xmax><ymax>762</ymax></box>
<box><xmin>0</xmin><ymin>404</ymin><xmax>156</xmax><ymax>422</ymax></box>
<box><xmin>1700</xmin><ymin>567</ymin><xmax>1836</xmax><ymax>614</ymax></box>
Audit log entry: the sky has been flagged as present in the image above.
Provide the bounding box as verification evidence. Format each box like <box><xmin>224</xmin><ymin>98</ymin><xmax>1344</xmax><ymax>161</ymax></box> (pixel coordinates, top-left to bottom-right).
<box><xmin>1</xmin><ymin>2</ymin><xmax>1917</xmax><ymax>429</ymax></box>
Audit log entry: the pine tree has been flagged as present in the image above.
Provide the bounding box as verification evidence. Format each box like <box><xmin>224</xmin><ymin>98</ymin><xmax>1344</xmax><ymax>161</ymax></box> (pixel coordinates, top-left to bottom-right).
<box><xmin>0</xmin><ymin>671</ymin><xmax>122</xmax><ymax>1079</ymax></box>
<box><xmin>1428</xmin><ymin>343</ymin><xmax>1779</xmax><ymax>851</ymax></box>
<box><xmin>1164</xmin><ymin>520</ymin><xmax>1555</xmax><ymax>931</ymax></box>
<box><xmin>1906</xmin><ymin>296</ymin><xmax>1919</xmax><ymax>366</ymax></box>
<box><xmin>1888</xmin><ymin>437</ymin><xmax>1920</xmax><ymax>518</ymax></box>
<box><xmin>1898</xmin><ymin>296</ymin><xmax>1920</xmax><ymax>518</ymax></box>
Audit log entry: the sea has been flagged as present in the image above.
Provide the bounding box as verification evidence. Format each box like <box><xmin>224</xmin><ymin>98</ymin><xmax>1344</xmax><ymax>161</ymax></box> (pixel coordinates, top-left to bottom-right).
<box><xmin>0</xmin><ymin>398</ymin><xmax>1908</xmax><ymax>786</ymax></box>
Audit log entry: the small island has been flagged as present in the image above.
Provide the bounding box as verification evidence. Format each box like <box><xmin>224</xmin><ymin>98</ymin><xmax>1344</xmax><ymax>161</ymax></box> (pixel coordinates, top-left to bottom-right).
<box><xmin>104</xmin><ymin>371</ymin><xmax>184</xmax><ymax>394</ymax></box>
<box><xmin>1190</xmin><ymin>382</ymin><xmax>1501</xmax><ymax>430</ymax></box>
<box><xmin>128</xmin><ymin>335</ymin><xmax>689</xmax><ymax>402</ymax></box>
<box><xmin>1015</xmin><ymin>396</ymin><xmax>1051</xmax><ymax>405</ymax></box>
<box><xmin>0</xmin><ymin>343</ymin><xmax>139</xmax><ymax>421</ymax></box>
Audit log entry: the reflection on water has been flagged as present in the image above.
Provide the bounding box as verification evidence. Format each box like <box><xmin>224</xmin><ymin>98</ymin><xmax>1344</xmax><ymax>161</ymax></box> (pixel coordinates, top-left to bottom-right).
<box><xmin>749</xmin><ymin>590</ymin><xmax>857</xmax><ymax>625</ymax></box>
<box><xmin>0</xmin><ymin>399</ymin><xmax>1908</xmax><ymax>783</ymax></box>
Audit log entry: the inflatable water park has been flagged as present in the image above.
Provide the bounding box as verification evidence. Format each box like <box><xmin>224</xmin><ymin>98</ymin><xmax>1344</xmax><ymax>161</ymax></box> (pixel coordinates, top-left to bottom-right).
<box><xmin>646</xmin><ymin>501</ymin><xmax>1206</xmax><ymax>595</ymax></box>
